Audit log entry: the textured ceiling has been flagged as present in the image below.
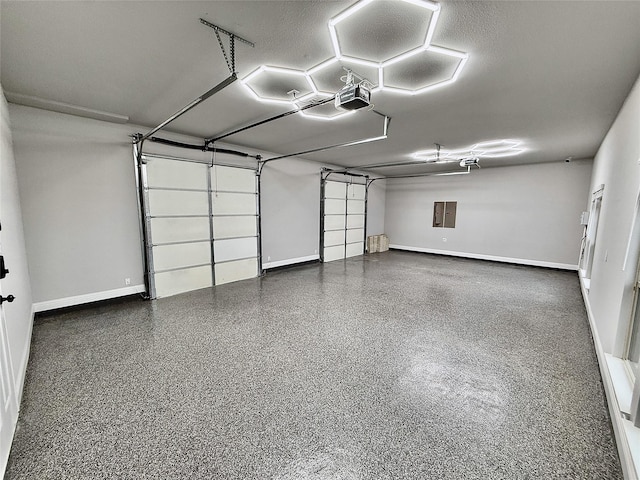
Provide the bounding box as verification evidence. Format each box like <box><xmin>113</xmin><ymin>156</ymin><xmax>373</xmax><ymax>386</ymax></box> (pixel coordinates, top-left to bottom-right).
<box><xmin>2</xmin><ymin>0</ymin><xmax>640</xmax><ymax>175</ymax></box>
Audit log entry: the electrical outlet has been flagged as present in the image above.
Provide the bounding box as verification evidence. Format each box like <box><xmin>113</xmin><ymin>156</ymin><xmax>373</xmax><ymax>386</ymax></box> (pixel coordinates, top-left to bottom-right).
<box><xmin>442</xmin><ymin>238</ymin><xmax>447</xmax><ymax>242</ymax></box>
<box><xmin>125</xmin><ymin>278</ymin><xmax>131</xmax><ymax>285</ymax></box>
<box><xmin>314</xmin><ymin>249</ymin><xmax>318</xmax><ymax>254</ymax></box>
<box><xmin>267</xmin><ymin>256</ymin><xmax>271</xmax><ymax>261</ymax></box>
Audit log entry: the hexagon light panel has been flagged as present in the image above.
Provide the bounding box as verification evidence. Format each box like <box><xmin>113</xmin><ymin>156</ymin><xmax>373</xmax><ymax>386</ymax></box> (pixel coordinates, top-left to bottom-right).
<box><xmin>411</xmin><ymin>140</ymin><xmax>525</xmax><ymax>163</ymax></box>
<box><xmin>381</xmin><ymin>45</ymin><xmax>468</xmax><ymax>95</ymax></box>
<box><xmin>328</xmin><ymin>0</ymin><xmax>441</xmax><ymax>64</ymax></box>
<box><xmin>240</xmin><ymin>65</ymin><xmax>318</xmax><ymax>106</ymax></box>
<box><xmin>239</xmin><ymin>0</ymin><xmax>470</xmax><ymax>118</ymax></box>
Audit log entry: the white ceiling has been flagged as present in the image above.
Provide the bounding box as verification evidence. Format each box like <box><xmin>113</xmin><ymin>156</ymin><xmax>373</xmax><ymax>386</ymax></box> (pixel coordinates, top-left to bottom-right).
<box><xmin>2</xmin><ymin>0</ymin><xmax>640</xmax><ymax>175</ymax></box>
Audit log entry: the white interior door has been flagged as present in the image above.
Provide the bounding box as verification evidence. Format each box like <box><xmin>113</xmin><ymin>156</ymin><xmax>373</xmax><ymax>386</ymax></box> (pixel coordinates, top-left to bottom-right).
<box><xmin>0</xmin><ymin>230</ymin><xmax>18</xmax><ymax>473</ymax></box>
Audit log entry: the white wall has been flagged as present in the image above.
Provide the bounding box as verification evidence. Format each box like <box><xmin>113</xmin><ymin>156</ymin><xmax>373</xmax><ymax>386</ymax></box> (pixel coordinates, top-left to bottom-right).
<box><xmin>583</xmin><ymin>73</ymin><xmax>640</xmax><ymax>356</ymax></box>
<box><xmin>384</xmin><ymin>160</ymin><xmax>592</xmax><ymax>269</ymax></box>
<box><xmin>10</xmin><ymin>105</ymin><xmax>146</xmax><ymax>308</ymax></box>
<box><xmin>575</xmin><ymin>73</ymin><xmax>640</xmax><ymax>480</ymax></box>
<box><xmin>8</xmin><ymin>104</ymin><xmax>386</xmax><ymax>306</ymax></box>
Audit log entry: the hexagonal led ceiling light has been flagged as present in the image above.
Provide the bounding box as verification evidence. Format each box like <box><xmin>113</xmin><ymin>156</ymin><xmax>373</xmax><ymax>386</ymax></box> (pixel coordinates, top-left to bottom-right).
<box><xmin>381</xmin><ymin>45</ymin><xmax>468</xmax><ymax>95</ymax></box>
<box><xmin>411</xmin><ymin>140</ymin><xmax>525</xmax><ymax>162</ymax></box>
<box><xmin>238</xmin><ymin>0</ymin><xmax>470</xmax><ymax>119</ymax></box>
<box><xmin>329</xmin><ymin>0</ymin><xmax>441</xmax><ymax>63</ymax></box>
<box><xmin>240</xmin><ymin>65</ymin><xmax>318</xmax><ymax>106</ymax></box>
<box><xmin>322</xmin><ymin>0</ymin><xmax>469</xmax><ymax>100</ymax></box>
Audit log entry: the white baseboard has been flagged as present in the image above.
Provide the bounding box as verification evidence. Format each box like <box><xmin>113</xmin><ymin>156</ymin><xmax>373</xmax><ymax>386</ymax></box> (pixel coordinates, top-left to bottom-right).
<box><xmin>15</xmin><ymin>304</ymin><xmax>35</xmax><ymax>406</ymax></box>
<box><xmin>33</xmin><ymin>284</ymin><xmax>146</xmax><ymax>313</ymax></box>
<box><xmin>580</xmin><ymin>278</ymin><xmax>638</xmax><ymax>480</ymax></box>
<box><xmin>389</xmin><ymin>244</ymin><xmax>578</xmax><ymax>271</ymax></box>
<box><xmin>262</xmin><ymin>254</ymin><xmax>319</xmax><ymax>270</ymax></box>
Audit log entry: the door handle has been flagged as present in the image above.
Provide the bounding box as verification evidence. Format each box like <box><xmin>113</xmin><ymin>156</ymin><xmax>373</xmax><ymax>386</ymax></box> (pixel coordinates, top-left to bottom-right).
<box><xmin>0</xmin><ymin>256</ymin><xmax>8</xmax><ymax>279</ymax></box>
<box><xmin>0</xmin><ymin>295</ymin><xmax>15</xmax><ymax>305</ymax></box>
<box><xmin>0</xmin><ymin>255</ymin><xmax>9</xmax><ymax>280</ymax></box>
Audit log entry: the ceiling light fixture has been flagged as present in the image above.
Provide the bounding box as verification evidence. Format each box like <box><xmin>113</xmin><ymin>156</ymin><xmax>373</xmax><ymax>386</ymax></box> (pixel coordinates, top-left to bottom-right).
<box><xmin>411</xmin><ymin>139</ymin><xmax>525</xmax><ymax>162</ymax></box>
<box><xmin>239</xmin><ymin>0</ymin><xmax>469</xmax><ymax>119</ymax></box>
<box><xmin>322</xmin><ymin>0</ymin><xmax>467</xmax><ymax>98</ymax></box>
<box><xmin>240</xmin><ymin>65</ymin><xmax>319</xmax><ymax>106</ymax></box>
<box><xmin>329</xmin><ymin>0</ymin><xmax>440</xmax><ymax>61</ymax></box>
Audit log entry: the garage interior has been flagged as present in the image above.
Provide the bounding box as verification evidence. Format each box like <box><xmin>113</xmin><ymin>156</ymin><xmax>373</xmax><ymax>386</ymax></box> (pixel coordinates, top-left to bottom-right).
<box><xmin>1</xmin><ymin>0</ymin><xmax>640</xmax><ymax>478</ymax></box>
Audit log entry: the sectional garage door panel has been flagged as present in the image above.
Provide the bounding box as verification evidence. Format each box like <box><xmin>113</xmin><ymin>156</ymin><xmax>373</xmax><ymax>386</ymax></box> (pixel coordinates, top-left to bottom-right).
<box><xmin>347</xmin><ymin>215</ymin><xmax>365</xmax><ymax>229</ymax></box>
<box><xmin>215</xmin><ymin>258</ymin><xmax>258</xmax><ymax>286</ymax></box>
<box><xmin>347</xmin><ymin>199</ymin><xmax>365</xmax><ymax>214</ymax></box>
<box><xmin>346</xmin><ymin>228</ymin><xmax>365</xmax><ymax>244</ymax></box>
<box><xmin>150</xmin><ymin>217</ymin><xmax>210</xmax><ymax>244</ymax></box>
<box><xmin>325</xmin><ymin>181</ymin><xmax>347</xmax><ymax>199</ymax></box>
<box><xmin>147</xmin><ymin>159</ymin><xmax>208</xmax><ymax>190</ymax></box>
<box><xmin>214</xmin><ymin>237</ymin><xmax>258</xmax><ymax>263</ymax></box>
<box><xmin>346</xmin><ymin>242</ymin><xmax>365</xmax><ymax>258</ymax></box>
<box><xmin>347</xmin><ymin>183</ymin><xmax>366</xmax><ymax>200</ymax></box>
<box><xmin>153</xmin><ymin>242</ymin><xmax>211</xmax><ymax>272</ymax></box>
<box><xmin>213</xmin><ymin>216</ymin><xmax>257</xmax><ymax>239</ymax></box>
<box><xmin>325</xmin><ymin>215</ymin><xmax>346</xmax><ymax>231</ymax></box>
<box><xmin>211</xmin><ymin>166</ymin><xmax>256</xmax><ymax>193</ymax></box>
<box><xmin>324</xmin><ymin>245</ymin><xmax>345</xmax><ymax>263</ymax></box>
<box><xmin>212</xmin><ymin>192</ymin><xmax>257</xmax><ymax>216</ymax></box>
<box><xmin>155</xmin><ymin>265</ymin><xmax>213</xmax><ymax>298</ymax></box>
<box><xmin>324</xmin><ymin>230</ymin><xmax>346</xmax><ymax>247</ymax></box>
<box><xmin>324</xmin><ymin>198</ymin><xmax>346</xmax><ymax>215</ymax></box>
<box><xmin>148</xmin><ymin>190</ymin><xmax>209</xmax><ymax>217</ymax></box>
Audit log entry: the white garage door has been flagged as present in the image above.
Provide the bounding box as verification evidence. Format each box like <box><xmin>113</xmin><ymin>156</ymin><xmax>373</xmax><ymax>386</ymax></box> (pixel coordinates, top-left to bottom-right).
<box><xmin>142</xmin><ymin>156</ymin><xmax>259</xmax><ymax>298</ymax></box>
<box><xmin>321</xmin><ymin>178</ymin><xmax>366</xmax><ymax>262</ymax></box>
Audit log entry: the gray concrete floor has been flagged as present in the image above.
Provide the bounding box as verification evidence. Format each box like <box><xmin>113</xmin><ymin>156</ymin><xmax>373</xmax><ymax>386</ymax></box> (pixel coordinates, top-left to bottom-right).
<box><xmin>6</xmin><ymin>251</ymin><xmax>621</xmax><ymax>479</ymax></box>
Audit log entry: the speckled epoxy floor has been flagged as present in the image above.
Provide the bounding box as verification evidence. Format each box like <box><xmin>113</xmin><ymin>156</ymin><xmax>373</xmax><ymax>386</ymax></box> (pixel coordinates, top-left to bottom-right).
<box><xmin>6</xmin><ymin>251</ymin><xmax>622</xmax><ymax>479</ymax></box>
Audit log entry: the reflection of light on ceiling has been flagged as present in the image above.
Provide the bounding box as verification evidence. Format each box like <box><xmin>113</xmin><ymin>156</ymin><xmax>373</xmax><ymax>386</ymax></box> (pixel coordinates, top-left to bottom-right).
<box><xmin>411</xmin><ymin>140</ymin><xmax>525</xmax><ymax>162</ymax></box>
<box><xmin>239</xmin><ymin>0</ymin><xmax>470</xmax><ymax>119</ymax></box>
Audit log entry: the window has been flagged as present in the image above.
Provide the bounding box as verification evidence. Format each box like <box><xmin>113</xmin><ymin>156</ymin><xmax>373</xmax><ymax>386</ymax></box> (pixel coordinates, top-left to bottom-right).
<box><xmin>579</xmin><ymin>185</ymin><xmax>604</xmax><ymax>286</ymax></box>
<box><xmin>433</xmin><ymin>201</ymin><xmax>457</xmax><ymax>228</ymax></box>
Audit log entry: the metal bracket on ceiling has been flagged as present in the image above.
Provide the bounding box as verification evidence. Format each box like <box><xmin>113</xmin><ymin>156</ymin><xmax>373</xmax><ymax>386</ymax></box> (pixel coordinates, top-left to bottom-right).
<box><xmin>200</xmin><ymin>18</ymin><xmax>254</xmax><ymax>75</ymax></box>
